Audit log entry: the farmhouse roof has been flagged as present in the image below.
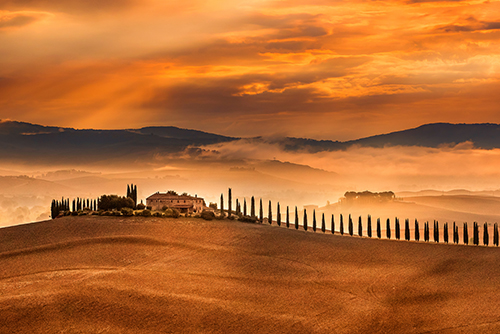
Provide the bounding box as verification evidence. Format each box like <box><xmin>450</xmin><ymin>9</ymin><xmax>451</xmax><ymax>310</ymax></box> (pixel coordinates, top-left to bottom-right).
<box><xmin>146</xmin><ymin>192</ymin><xmax>202</xmax><ymax>200</ymax></box>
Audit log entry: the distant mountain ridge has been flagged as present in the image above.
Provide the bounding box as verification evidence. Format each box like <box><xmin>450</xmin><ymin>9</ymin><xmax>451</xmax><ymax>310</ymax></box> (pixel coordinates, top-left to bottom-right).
<box><xmin>1</xmin><ymin>120</ymin><xmax>499</xmax><ymax>164</ymax></box>
<box><xmin>0</xmin><ymin>120</ymin><xmax>237</xmax><ymax>164</ymax></box>
<box><xmin>281</xmin><ymin>123</ymin><xmax>500</xmax><ymax>152</ymax></box>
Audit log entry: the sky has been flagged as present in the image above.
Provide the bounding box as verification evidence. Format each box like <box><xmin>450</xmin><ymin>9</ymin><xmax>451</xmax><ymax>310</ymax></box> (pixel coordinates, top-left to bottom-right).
<box><xmin>1</xmin><ymin>0</ymin><xmax>500</xmax><ymax>140</ymax></box>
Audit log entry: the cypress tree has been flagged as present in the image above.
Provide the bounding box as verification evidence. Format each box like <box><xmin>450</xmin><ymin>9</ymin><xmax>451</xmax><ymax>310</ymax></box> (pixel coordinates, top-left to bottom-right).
<box><xmin>331</xmin><ymin>214</ymin><xmax>335</xmax><ymax>234</ymax></box>
<box><xmin>244</xmin><ymin>199</ymin><xmax>247</xmax><ymax>216</ymax></box>
<box><xmin>405</xmin><ymin>219</ymin><xmax>410</xmax><ymax>241</ymax></box>
<box><xmin>259</xmin><ymin>199</ymin><xmax>263</xmax><ymax>222</ymax></box>
<box><xmin>312</xmin><ymin>210</ymin><xmax>317</xmax><ymax>232</ymax></box>
<box><xmin>444</xmin><ymin>223</ymin><xmax>449</xmax><ymax>243</ymax></box>
<box><xmin>453</xmin><ymin>222</ymin><xmax>457</xmax><ymax>244</ymax></box>
<box><xmin>424</xmin><ymin>222</ymin><xmax>429</xmax><ymax>242</ymax></box>
<box><xmin>377</xmin><ymin>218</ymin><xmax>381</xmax><ymax>239</ymax></box>
<box><xmin>348</xmin><ymin>214</ymin><xmax>353</xmax><ymax>236</ymax></box>
<box><xmin>277</xmin><ymin>202</ymin><xmax>281</xmax><ymax>226</ymax></box>
<box><xmin>251</xmin><ymin>196</ymin><xmax>255</xmax><ymax>218</ymax></box>
<box><xmin>94</xmin><ymin>199</ymin><xmax>97</xmax><ymax>211</ymax></box>
<box><xmin>321</xmin><ymin>213</ymin><xmax>326</xmax><ymax>233</ymax></box>
<box><xmin>483</xmin><ymin>223</ymin><xmax>489</xmax><ymax>246</ymax></box>
<box><xmin>473</xmin><ymin>222</ymin><xmax>479</xmax><ymax>245</ymax></box>
<box><xmin>340</xmin><ymin>214</ymin><xmax>344</xmax><ymax>235</ymax></box>
<box><xmin>127</xmin><ymin>184</ymin><xmax>130</xmax><ymax>198</ymax></box>
<box><xmin>415</xmin><ymin>219</ymin><xmax>420</xmax><ymax>242</ymax></box>
<box><xmin>493</xmin><ymin>223</ymin><xmax>499</xmax><ymax>247</ymax></box>
<box><xmin>386</xmin><ymin>218</ymin><xmax>391</xmax><ymax>239</ymax></box>
<box><xmin>228</xmin><ymin>188</ymin><xmax>232</xmax><ymax>218</ymax></box>
<box><xmin>464</xmin><ymin>222</ymin><xmax>469</xmax><ymax>245</ymax></box>
<box><xmin>303</xmin><ymin>209</ymin><xmax>308</xmax><ymax>231</ymax></box>
<box><xmin>236</xmin><ymin>199</ymin><xmax>239</xmax><ymax>215</ymax></box>
<box><xmin>395</xmin><ymin>218</ymin><xmax>400</xmax><ymax>240</ymax></box>
<box><xmin>367</xmin><ymin>215</ymin><xmax>372</xmax><ymax>238</ymax></box>
<box><xmin>220</xmin><ymin>194</ymin><xmax>224</xmax><ymax>218</ymax></box>
<box><xmin>295</xmin><ymin>206</ymin><xmax>299</xmax><ymax>230</ymax></box>
<box><xmin>133</xmin><ymin>185</ymin><xmax>137</xmax><ymax>207</ymax></box>
<box><xmin>286</xmin><ymin>206</ymin><xmax>290</xmax><ymax>228</ymax></box>
<box><xmin>358</xmin><ymin>216</ymin><xmax>362</xmax><ymax>237</ymax></box>
<box><xmin>268</xmin><ymin>200</ymin><xmax>272</xmax><ymax>225</ymax></box>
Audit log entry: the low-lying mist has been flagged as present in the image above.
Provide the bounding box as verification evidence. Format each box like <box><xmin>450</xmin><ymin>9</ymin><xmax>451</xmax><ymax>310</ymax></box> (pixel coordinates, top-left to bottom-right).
<box><xmin>1</xmin><ymin>139</ymin><xmax>500</xmax><ymax>227</ymax></box>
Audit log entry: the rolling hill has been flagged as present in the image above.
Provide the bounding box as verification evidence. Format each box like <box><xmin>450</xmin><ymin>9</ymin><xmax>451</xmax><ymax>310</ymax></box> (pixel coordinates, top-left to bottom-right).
<box><xmin>1</xmin><ymin>216</ymin><xmax>500</xmax><ymax>333</ymax></box>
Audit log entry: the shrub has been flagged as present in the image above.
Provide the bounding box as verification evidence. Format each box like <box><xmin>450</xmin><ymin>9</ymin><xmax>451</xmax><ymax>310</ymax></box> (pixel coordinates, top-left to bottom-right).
<box><xmin>121</xmin><ymin>207</ymin><xmax>134</xmax><ymax>216</ymax></box>
<box><xmin>146</xmin><ymin>206</ymin><xmax>152</xmax><ymax>210</ymax></box>
<box><xmin>136</xmin><ymin>203</ymin><xmax>146</xmax><ymax>210</ymax></box>
<box><xmin>142</xmin><ymin>210</ymin><xmax>152</xmax><ymax>217</ymax></box>
<box><xmin>239</xmin><ymin>216</ymin><xmax>258</xmax><ymax>223</ymax></box>
<box><xmin>153</xmin><ymin>212</ymin><xmax>163</xmax><ymax>217</ymax></box>
<box><xmin>98</xmin><ymin>195</ymin><xmax>134</xmax><ymax>211</ymax></box>
<box><xmin>162</xmin><ymin>205</ymin><xmax>169</xmax><ymax>211</ymax></box>
<box><xmin>201</xmin><ymin>211</ymin><xmax>216</xmax><ymax>220</ymax></box>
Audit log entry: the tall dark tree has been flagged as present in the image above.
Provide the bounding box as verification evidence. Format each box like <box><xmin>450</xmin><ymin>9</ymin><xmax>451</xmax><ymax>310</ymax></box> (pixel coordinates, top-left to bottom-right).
<box><xmin>415</xmin><ymin>219</ymin><xmax>420</xmax><ymax>242</ymax></box>
<box><xmin>220</xmin><ymin>194</ymin><xmax>224</xmax><ymax>218</ymax></box>
<box><xmin>358</xmin><ymin>216</ymin><xmax>362</xmax><ymax>237</ymax></box>
<box><xmin>312</xmin><ymin>210</ymin><xmax>317</xmax><ymax>232</ymax></box>
<box><xmin>453</xmin><ymin>222</ymin><xmax>457</xmax><ymax>244</ymax></box>
<box><xmin>386</xmin><ymin>218</ymin><xmax>391</xmax><ymax>239</ymax></box>
<box><xmin>133</xmin><ymin>185</ymin><xmax>137</xmax><ymax>206</ymax></box>
<box><xmin>434</xmin><ymin>221</ymin><xmax>440</xmax><ymax>243</ymax></box>
<box><xmin>405</xmin><ymin>219</ymin><xmax>410</xmax><ymax>241</ymax></box>
<box><xmin>277</xmin><ymin>202</ymin><xmax>281</xmax><ymax>226</ymax></box>
<box><xmin>348</xmin><ymin>214</ymin><xmax>353</xmax><ymax>236</ymax></box>
<box><xmin>395</xmin><ymin>218</ymin><xmax>400</xmax><ymax>240</ymax></box>
<box><xmin>236</xmin><ymin>199</ymin><xmax>241</xmax><ymax>215</ymax></box>
<box><xmin>268</xmin><ymin>200</ymin><xmax>272</xmax><ymax>225</ymax></box>
<box><xmin>303</xmin><ymin>209</ymin><xmax>308</xmax><ymax>231</ymax></box>
<box><xmin>321</xmin><ymin>213</ymin><xmax>326</xmax><ymax>233</ymax></box>
<box><xmin>424</xmin><ymin>222</ymin><xmax>429</xmax><ymax>242</ymax></box>
<box><xmin>367</xmin><ymin>215</ymin><xmax>372</xmax><ymax>238</ymax></box>
<box><xmin>493</xmin><ymin>223</ymin><xmax>499</xmax><ymax>247</ymax></box>
<box><xmin>340</xmin><ymin>214</ymin><xmax>344</xmax><ymax>235</ymax></box>
<box><xmin>228</xmin><ymin>188</ymin><xmax>232</xmax><ymax>218</ymax></box>
<box><xmin>251</xmin><ymin>197</ymin><xmax>255</xmax><ymax>218</ymax></box>
<box><xmin>464</xmin><ymin>222</ymin><xmax>469</xmax><ymax>245</ymax></box>
<box><xmin>259</xmin><ymin>199</ymin><xmax>263</xmax><ymax>222</ymax></box>
<box><xmin>295</xmin><ymin>207</ymin><xmax>299</xmax><ymax>230</ymax></box>
<box><xmin>243</xmin><ymin>199</ymin><xmax>247</xmax><ymax>216</ymax></box>
<box><xmin>473</xmin><ymin>222</ymin><xmax>479</xmax><ymax>245</ymax></box>
<box><xmin>443</xmin><ymin>223</ymin><xmax>449</xmax><ymax>244</ymax></box>
<box><xmin>331</xmin><ymin>215</ymin><xmax>335</xmax><ymax>234</ymax></box>
<box><xmin>286</xmin><ymin>206</ymin><xmax>290</xmax><ymax>228</ymax></box>
<box><xmin>483</xmin><ymin>223</ymin><xmax>489</xmax><ymax>246</ymax></box>
<box><xmin>377</xmin><ymin>218</ymin><xmax>381</xmax><ymax>239</ymax></box>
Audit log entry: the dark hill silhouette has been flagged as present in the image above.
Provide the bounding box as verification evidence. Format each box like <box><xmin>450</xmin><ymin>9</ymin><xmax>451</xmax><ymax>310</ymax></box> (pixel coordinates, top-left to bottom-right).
<box><xmin>282</xmin><ymin>123</ymin><xmax>500</xmax><ymax>152</ymax></box>
<box><xmin>2</xmin><ymin>120</ymin><xmax>500</xmax><ymax>164</ymax></box>
<box><xmin>0</xmin><ymin>120</ymin><xmax>237</xmax><ymax>164</ymax></box>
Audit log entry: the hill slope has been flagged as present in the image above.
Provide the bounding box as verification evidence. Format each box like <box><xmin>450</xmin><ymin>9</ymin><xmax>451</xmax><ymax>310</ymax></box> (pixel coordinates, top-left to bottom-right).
<box><xmin>1</xmin><ymin>216</ymin><xmax>500</xmax><ymax>333</ymax></box>
<box><xmin>282</xmin><ymin>123</ymin><xmax>500</xmax><ymax>152</ymax></box>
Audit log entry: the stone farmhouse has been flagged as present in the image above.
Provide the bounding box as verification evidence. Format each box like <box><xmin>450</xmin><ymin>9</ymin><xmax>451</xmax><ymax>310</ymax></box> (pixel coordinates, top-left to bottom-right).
<box><xmin>146</xmin><ymin>191</ymin><xmax>206</xmax><ymax>213</ymax></box>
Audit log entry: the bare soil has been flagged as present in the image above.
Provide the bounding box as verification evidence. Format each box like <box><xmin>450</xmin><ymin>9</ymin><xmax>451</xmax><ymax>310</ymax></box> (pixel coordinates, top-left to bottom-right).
<box><xmin>1</xmin><ymin>216</ymin><xmax>500</xmax><ymax>333</ymax></box>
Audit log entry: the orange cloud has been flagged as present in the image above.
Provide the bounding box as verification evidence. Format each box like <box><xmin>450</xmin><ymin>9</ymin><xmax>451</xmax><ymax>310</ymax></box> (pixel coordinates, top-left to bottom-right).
<box><xmin>0</xmin><ymin>0</ymin><xmax>499</xmax><ymax>138</ymax></box>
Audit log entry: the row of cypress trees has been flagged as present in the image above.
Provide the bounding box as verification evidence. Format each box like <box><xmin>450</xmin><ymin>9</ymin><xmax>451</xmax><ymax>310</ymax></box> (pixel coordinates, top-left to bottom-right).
<box><xmin>219</xmin><ymin>188</ymin><xmax>498</xmax><ymax>247</ymax></box>
<box><xmin>51</xmin><ymin>197</ymin><xmax>100</xmax><ymax>218</ymax></box>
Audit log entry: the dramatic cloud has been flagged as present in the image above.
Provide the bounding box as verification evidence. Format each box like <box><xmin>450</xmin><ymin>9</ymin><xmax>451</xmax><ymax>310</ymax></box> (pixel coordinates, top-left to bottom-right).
<box><xmin>0</xmin><ymin>0</ymin><xmax>499</xmax><ymax>139</ymax></box>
